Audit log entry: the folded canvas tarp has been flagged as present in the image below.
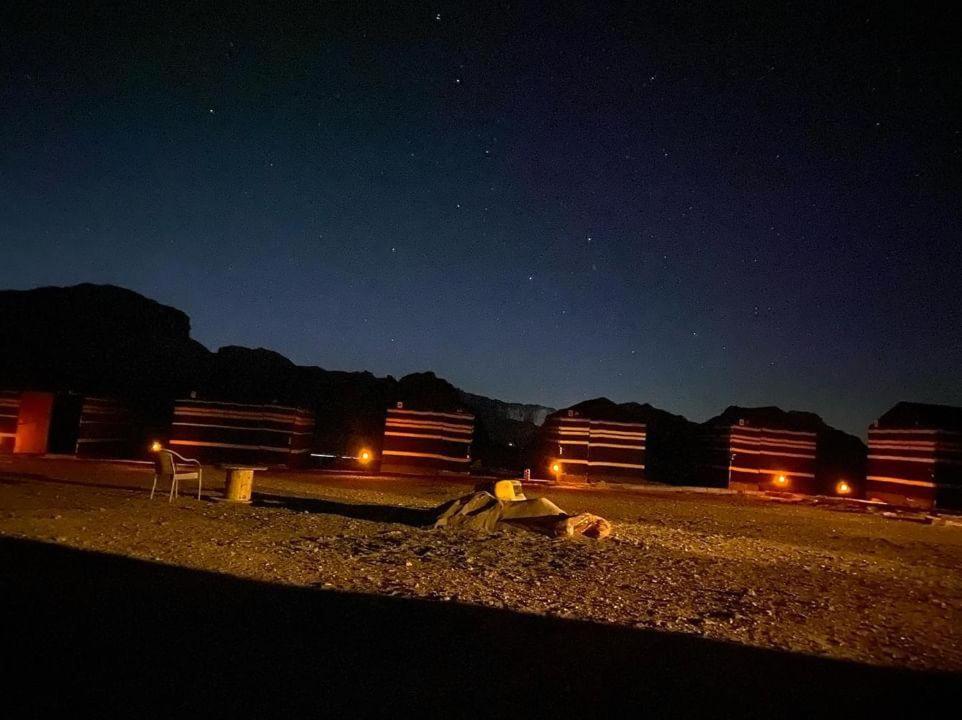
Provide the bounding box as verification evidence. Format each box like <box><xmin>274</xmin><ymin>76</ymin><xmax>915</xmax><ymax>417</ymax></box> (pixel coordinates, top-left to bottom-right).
<box><xmin>431</xmin><ymin>492</ymin><xmax>611</xmax><ymax>538</ymax></box>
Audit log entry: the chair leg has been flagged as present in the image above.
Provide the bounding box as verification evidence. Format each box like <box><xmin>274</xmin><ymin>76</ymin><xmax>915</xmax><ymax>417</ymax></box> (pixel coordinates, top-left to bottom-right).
<box><xmin>169</xmin><ymin>477</ymin><xmax>177</xmax><ymax>503</ymax></box>
<box><xmin>197</xmin><ymin>468</ymin><xmax>203</xmax><ymax>501</ymax></box>
<box><xmin>150</xmin><ymin>473</ymin><xmax>157</xmax><ymax>500</ymax></box>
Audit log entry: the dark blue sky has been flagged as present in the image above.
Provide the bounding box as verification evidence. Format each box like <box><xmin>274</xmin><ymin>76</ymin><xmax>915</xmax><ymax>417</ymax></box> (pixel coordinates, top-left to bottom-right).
<box><xmin>2</xmin><ymin>2</ymin><xmax>960</xmax><ymax>435</ymax></box>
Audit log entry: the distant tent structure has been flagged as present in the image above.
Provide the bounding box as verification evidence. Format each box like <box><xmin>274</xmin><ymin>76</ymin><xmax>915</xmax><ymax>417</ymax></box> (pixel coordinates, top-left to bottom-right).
<box><xmin>533</xmin><ymin>399</ymin><xmax>702</xmax><ymax>485</ymax></box>
<box><xmin>379</xmin><ymin>404</ymin><xmax>474</xmax><ymax>475</ymax></box>
<box><xmin>0</xmin><ymin>390</ymin><xmax>138</xmax><ymax>458</ymax></box>
<box><xmin>543</xmin><ymin>413</ymin><xmax>589</xmax><ymax>482</ymax></box>
<box><xmin>698</xmin><ymin>421</ymin><xmax>817</xmax><ymax>491</ymax></box>
<box><xmin>539</xmin><ymin>408</ymin><xmax>647</xmax><ymax>483</ymax></box>
<box><xmin>169</xmin><ymin>398</ymin><xmax>315</xmax><ymax>467</ymax></box>
<box><xmin>866</xmin><ymin>402</ymin><xmax>962</xmax><ymax>511</ymax></box>
<box><xmin>0</xmin><ymin>390</ymin><xmax>19</xmax><ymax>453</ymax></box>
<box><xmin>75</xmin><ymin>396</ymin><xmax>136</xmax><ymax>459</ymax></box>
<box><xmin>696</xmin><ymin>407</ymin><xmax>866</xmax><ymax>496</ymax></box>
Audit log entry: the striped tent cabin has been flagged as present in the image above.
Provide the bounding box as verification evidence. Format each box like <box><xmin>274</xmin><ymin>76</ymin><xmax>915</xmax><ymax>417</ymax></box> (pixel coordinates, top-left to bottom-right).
<box><xmin>542</xmin><ymin>411</ymin><xmax>647</xmax><ymax>483</ymax></box>
<box><xmin>75</xmin><ymin>396</ymin><xmax>135</xmax><ymax>459</ymax></box>
<box><xmin>866</xmin><ymin>402</ymin><xmax>962</xmax><ymax>511</ymax></box>
<box><xmin>0</xmin><ymin>390</ymin><xmax>19</xmax><ymax>453</ymax></box>
<box><xmin>380</xmin><ymin>405</ymin><xmax>474</xmax><ymax>475</ymax></box>
<box><xmin>169</xmin><ymin>398</ymin><xmax>315</xmax><ymax>467</ymax></box>
<box><xmin>543</xmin><ymin>414</ymin><xmax>590</xmax><ymax>482</ymax></box>
<box><xmin>699</xmin><ymin>421</ymin><xmax>817</xmax><ymax>492</ymax></box>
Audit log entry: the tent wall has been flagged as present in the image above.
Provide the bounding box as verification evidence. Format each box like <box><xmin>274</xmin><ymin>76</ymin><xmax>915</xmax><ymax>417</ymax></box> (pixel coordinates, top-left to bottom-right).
<box><xmin>542</xmin><ymin>414</ymin><xmax>646</xmax><ymax>483</ymax></box>
<box><xmin>586</xmin><ymin>419</ymin><xmax>647</xmax><ymax>482</ymax></box>
<box><xmin>699</xmin><ymin>423</ymin><xmax>817</xmax><ymax>492</ymax></box>
<box><xmin>543</xmin><ymin>415</ymin><xmax>590</xmax><ymax>482</ymax></box>
<box><xmin>75</xmin><ymin>396</ymin><xmax>135</xmax><ymax>459</ymax></box>
<box><xmin>697</xmin><ymin>425</ymin><xmax>736</xmax><ymax>487</ymax></box>
<box><xmin>380</xmin><ymin>407</ymin><xmax>474</xmax><ymax>475</ymax></box>
<box><xmin>0</xmin><ymin>390</ymin><xmax>20</xmax><ymax>453</ymax></box>
<box><xmin>866</xmin><ymin>427</ymin><xmax>962</xmax><ymax>511</ymax></box>
<box><xmin>169</xmin><ymin>399</ymin><xmax>315</xmax><ymax>467</ymax></box>
<box><xmin>12</xmin><ymin>391</ymin><xmax>55</xmax><ymax>454</ymax></box>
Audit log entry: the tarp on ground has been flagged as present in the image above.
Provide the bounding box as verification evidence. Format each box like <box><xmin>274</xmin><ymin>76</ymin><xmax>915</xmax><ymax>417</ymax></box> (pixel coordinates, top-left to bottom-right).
<box><xmin>432</xmin><ymin>491</ymin><xmax>505</xmax><ymax>531</ymax></box>
<box><xmin>430</xmin><ymin>492</ymin><xmax>610</xmax><ymax>539</ymax></box>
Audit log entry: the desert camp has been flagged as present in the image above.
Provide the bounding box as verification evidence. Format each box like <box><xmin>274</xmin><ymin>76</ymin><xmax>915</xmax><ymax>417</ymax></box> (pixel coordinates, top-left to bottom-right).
<box><xmin>3</xmin><ymin>2</ymin><xmax>961</xmax><ymax>716</ymax></box>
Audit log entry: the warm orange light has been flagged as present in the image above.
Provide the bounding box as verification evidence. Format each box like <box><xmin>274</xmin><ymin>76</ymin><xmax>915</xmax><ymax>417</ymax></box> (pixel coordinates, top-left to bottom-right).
<box><xmin>551</xmin><ymin>461</ymin><xmax>562</xmax><ymax>475</ymax></box>
<box><xmin>774</xmin><ymin>474</ymin><xmax>789</xmax><ymax>488</ymax></box>
<box><xmin>358</xmin><ymin>449</ymin><xmax>372</xmax><ymax>464</ymax></box>
<box><xmin>836</xmin><ymin>480</ymin><xmax>852</xmax><ymax>495</ymax></box>
<box><xmin>150</xmin><ymin>441</ymin><xmax>163</xmax><ymax>453</ymax></box>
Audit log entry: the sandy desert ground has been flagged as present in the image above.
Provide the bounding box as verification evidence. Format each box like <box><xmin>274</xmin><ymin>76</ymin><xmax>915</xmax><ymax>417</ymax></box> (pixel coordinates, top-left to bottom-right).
<box><xmin>2</xmin><ymin>455</ymin><xmax>961</xmax><ymax>670</ymax></box>
<box><xmin>1</xmin><ymin>456</ymin><xmax>961</xmax><ymax>716</ymax></box>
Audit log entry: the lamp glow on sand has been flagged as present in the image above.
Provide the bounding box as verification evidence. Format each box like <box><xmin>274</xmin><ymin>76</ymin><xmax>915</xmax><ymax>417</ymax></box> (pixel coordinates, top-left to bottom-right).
<box><xmin>150</xmin><ymin>441</ymin><xmax>162</xmax><ymax>453</ymax></box>
<box><xmin>836</xmin><ymin>480</ymin><xmax>852</xmax><ymax>495</ymax></box>
<box><xmin>358</xmin><ymin>449</ymin><xmax>372</xmax><ymax>464</ymax></box>
<box><xmin>774</xmin><ymin>474</ymin><xmax>789</xmax><ymax>488</ymax></box>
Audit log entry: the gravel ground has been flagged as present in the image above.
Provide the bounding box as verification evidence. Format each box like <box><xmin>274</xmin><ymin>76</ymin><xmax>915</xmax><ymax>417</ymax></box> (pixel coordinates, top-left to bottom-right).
<box><xmin>2</xmin><ymin>456</ymin><xmax>961</xmax><ymax>672</ymax></box>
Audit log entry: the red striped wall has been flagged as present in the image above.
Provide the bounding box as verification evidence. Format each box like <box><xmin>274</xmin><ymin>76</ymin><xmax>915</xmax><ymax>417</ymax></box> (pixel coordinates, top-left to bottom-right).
<box><xmin>75</xmin><ymin>396</ymin><xmax>134</xmax><ymax>459</ymax></box>
<box><xmin>544</xmin><ymin>416</ymin><xmax>590</xmax><ymax>481</ymax></box>
<box><xmin>380</xmin><ymin>407</ymin><xmax>474</xmax><ymax>475</ymax></box>
<box><xmin>866</xmin><ymin>427</ymin><xmax>962</xmax><ymax>510</ymax></box>
<box><xmin>587</xmin><ymin>419</ymin><xmax>646</xmax><ymax>481</ymax></box>
<box><xmin>700</xmin><ymin>423</ymin><xmax>817</xmax><ymax>491</ymax></box>
<box><xmin>542</xmin><ymin>415</ymin><xmax>646</xmax><ymax>482</ymax></box>
<box><xmin>0</xmin><ymin>390</ymin><xmax>19</xmax><ymax>453</ymax></box>
<box><xmin>169</xmin><ymin>399</ymin><xmax>315</xmax><ymax>467</ymax></box>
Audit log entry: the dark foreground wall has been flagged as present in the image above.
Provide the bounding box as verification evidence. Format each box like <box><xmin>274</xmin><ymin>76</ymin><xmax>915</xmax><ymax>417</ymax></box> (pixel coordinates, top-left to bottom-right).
<box><xmin>1</xmin><ymin>538</ymin><xmax>954</xmax><ymax>718</ymax></box>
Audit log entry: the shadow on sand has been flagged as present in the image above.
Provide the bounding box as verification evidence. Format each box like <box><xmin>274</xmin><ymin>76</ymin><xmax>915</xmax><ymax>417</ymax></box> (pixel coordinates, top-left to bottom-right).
<box><xmin>0</xmin><ymin>537</ymin><xmax>954</xmax><ymax>717</ymax></box>
<box><xmin>253</xmin><ymin>491</ymin><xmax>434</xmax><ymax>526</ymax></box>
<box><xmin>0</xmin><ymin>470</ymin><xmax>149</xmax><ymax>494</ymax></box>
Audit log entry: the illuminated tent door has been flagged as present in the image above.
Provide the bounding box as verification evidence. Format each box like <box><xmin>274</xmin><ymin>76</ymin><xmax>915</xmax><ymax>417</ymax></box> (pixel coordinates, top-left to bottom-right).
<box><xmin>14</xmin><ymin>392</ymin><xmax>55</xmax><ymax>454</ymax></box>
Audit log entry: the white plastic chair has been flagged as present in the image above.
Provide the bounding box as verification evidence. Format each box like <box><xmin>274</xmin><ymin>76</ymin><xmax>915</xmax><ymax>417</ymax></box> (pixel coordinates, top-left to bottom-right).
<box><xmin>151</xmin><ymin>449</ymin><xmax>203</xmax><ymax>502</ymax></box>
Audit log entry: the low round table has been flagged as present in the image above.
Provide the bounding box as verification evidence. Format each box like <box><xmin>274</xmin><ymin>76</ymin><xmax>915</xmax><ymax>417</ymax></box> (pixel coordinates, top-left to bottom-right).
<box><xmin>220</xmin><ymin>465</ymin><xmax>267</xmax><ymax>503</ymax></box>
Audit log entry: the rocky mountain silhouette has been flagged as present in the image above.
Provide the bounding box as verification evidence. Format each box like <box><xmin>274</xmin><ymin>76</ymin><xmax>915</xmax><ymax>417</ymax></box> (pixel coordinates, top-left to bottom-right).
<box><xmin>0</xmin><ymin>284</ymin><xmax>540</xmax><ymax>470</ymax></box>
<box><xmin>1</xmin><ymin>284</ymin><xmax>868</xmax><ymax>479</ymax></box>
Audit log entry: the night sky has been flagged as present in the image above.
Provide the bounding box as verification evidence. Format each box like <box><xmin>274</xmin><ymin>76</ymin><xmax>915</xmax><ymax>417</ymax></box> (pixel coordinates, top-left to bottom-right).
<box><xmin>2</xmin><ymin>2</ymin><xmax>960</xmax><ymax>435</ymax></box>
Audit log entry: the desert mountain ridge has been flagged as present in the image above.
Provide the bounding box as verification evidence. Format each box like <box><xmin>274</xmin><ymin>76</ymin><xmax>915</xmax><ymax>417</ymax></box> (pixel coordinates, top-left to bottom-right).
<box><xmin>0</xmin><ymin>283</ymin><xmax>867</xmax><ymax>474</ymax></box>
